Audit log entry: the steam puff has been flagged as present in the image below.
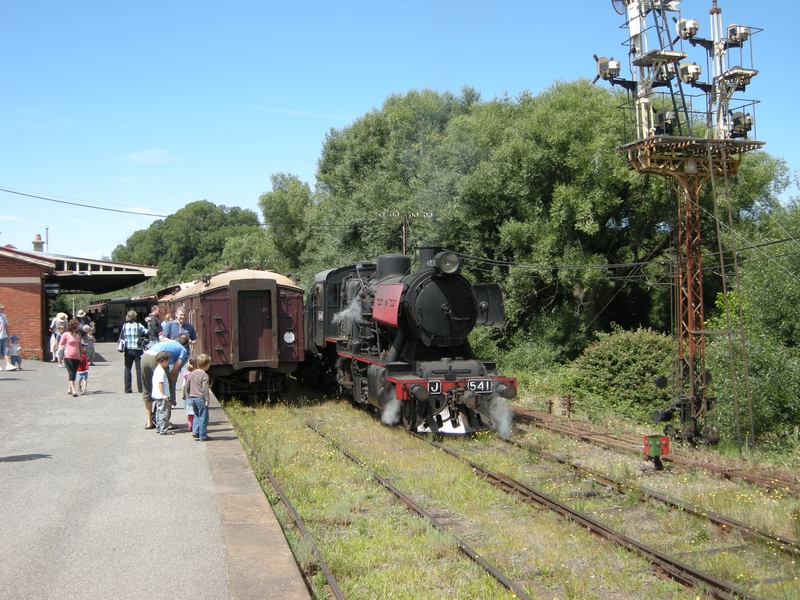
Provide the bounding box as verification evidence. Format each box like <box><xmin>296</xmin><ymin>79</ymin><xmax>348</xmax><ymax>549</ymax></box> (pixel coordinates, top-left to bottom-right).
<box><xmin>382</xmin><ymin>398</ymin><xmax>401</xmax><ymax>425</ymax></box>
<box><xmin>332</xmin><ymin>295</ymin><xmax>363</xmax><ymax>325</ymax></box>
<box><xmin>491</xmin><ymin>398</ymin><xmax>512</xmax><ymax>438</ymax></box>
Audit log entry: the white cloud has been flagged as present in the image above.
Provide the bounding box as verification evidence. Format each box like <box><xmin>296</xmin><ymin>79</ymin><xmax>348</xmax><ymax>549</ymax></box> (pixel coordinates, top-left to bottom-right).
<box><xmin>0</xmin><ymin>214</ymin><xmax>27</xmax><ymax>223</ymax></box>
<box><xmin>126</xmin><ymin>149</ymin><xmax>171</xmax><ymax>164</ymax></box>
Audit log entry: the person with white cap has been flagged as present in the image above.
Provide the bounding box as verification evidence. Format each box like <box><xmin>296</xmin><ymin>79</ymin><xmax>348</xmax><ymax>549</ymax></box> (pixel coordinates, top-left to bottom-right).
<box><xmin>0</xmin><ymin>303</ymin><xmax>17</xmax><ymax>371</ymax></box>
<box><xmin>76</xmin><ymin>309</ymin><xmax>92</xmax><ymax>330</ymax></box>
<box><xmin>49</xmin><ymin>312</ymin><xmax>69</xmax><ymax>361</ymax></box>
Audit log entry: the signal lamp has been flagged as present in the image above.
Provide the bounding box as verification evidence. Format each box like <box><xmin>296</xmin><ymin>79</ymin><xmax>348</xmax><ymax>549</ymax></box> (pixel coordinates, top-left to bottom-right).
<box><xmin>731</xmin><ymin>112</ymin><xmax>753</xmax><ymax>138</ymax></box>
<box><xmin>727</xmin><ymin>24</ymin><xmax>749</xmax><ymax>44</ymax></box>
<box><xmin>676</xmin><ymin>18</ymin><xmax>699</xmax><ymax>40</ymax></box>
<box><xmin>678</xmin><ymin>61</ymin><xmax>701</xmax><ymax>84</ymax></box>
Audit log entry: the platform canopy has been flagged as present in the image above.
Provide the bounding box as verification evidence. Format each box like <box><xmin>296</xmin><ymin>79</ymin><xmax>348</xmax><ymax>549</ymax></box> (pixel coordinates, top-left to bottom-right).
<box><xmin>1</xmin><ymin>246</ymin><xmax>158</xmax><ymax>295</ymax></box>
<box><xmin>46</xmin><ymin>254</ymin><xmax>158</xmax><ymax>294</ymax></box>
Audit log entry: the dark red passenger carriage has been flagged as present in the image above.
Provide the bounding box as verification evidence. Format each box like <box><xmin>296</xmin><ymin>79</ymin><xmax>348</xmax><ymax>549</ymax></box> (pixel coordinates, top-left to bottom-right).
<box><xmin>165</xmin><ymin>269</ymin><xmax>304</xmax><ymax>398</ymax></box>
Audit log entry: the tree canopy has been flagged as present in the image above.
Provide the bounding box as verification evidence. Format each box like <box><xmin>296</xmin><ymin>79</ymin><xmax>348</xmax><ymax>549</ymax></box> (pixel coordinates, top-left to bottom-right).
<box><xmin>111</xmin><ymin>200</ymin><xmax>260</xmax><ymax>286</ymax></box>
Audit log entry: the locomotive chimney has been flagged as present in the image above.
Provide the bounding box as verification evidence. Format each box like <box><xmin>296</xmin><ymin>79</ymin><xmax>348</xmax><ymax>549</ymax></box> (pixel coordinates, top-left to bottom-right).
<box><xmin>376</xmin><ymin>254</ymin><xmax>410</xmax><ymax>280</ymax></box>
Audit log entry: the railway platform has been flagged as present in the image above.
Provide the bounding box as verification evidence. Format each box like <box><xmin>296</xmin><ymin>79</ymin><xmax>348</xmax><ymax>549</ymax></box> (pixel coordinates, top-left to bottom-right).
<box><xmin>0</xmin><ymin>342</ymin><xmax>310</xmax><ymax>600</ymax></box>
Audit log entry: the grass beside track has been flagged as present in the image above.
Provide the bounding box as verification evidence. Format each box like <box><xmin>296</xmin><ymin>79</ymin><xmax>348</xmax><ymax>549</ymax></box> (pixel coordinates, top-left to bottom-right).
<box><xmin>227</xmin><ymin>396</ymin><xmax>708</xmax><ymax>600</ymax></box>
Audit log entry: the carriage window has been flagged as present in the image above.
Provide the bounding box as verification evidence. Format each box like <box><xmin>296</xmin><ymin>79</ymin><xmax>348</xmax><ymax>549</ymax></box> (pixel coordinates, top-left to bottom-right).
<box><xmin>327</xmin><ymin>283</ymin><xmax>339</xmax><ymax>307</ymax></box>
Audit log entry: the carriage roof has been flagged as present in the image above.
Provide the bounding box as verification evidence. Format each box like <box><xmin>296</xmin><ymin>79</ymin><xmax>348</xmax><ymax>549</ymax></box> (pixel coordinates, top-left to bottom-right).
<box><xmin>168</xmin><ymin>269</ymin><xmax>302</xmax><ymax>302</ymax></box>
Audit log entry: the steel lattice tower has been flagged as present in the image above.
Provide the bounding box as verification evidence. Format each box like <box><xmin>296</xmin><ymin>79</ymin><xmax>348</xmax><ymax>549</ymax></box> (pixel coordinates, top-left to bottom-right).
<box><xmin>595</xmin><ymin>0</ymin><xmax>763</xmax><ymax>444</ymax></box>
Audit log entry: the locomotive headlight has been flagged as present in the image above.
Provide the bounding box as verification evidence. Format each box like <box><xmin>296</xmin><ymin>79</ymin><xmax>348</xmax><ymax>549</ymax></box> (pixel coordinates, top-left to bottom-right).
<box><xmin>432</xmin><ymin>251</ymin><xmax>461</xmax><ymax>275</ymax></box>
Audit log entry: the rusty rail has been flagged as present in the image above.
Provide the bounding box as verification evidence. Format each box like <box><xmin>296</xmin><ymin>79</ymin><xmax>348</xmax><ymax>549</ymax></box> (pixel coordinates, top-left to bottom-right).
<box><xmin>513</xmin><ymin>407</ymin><xmax>800</xmax><ymax>494</ymax></box>
<box><xmin>422</xmin><ymin>435</ymin><xmax>760</xmax><ymax>600</ymax></box>
<box><xmin>232</xmin><ymin>419</ymin><xmax>346</xmax><ymax>600</ymax></box>
<box><xmin>307</xmin><ymin>421</ymin><xmax>532</xmax><ymax>600</ymax></box>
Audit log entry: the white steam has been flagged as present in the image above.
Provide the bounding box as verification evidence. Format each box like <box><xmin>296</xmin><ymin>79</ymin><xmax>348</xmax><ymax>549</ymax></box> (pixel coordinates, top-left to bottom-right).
<box><xmin>491</xmin><ymin>398</ymin><xmax>512</xmax><ymax>438</ymax></box>
<box><xmin>332</xmin><ymin>295</ymin><xmax>363</xmax><ymax>325</ymax></box>
<box><xmin>382</xmin><ymin>398</ymin><xmax>402</xmax><ymax>426</ymax></box>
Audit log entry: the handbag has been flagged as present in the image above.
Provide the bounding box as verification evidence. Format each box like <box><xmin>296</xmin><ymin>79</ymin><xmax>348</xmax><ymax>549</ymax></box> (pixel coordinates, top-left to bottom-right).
<box><xmin>117</xmin><ymin>327</ymin><xmax>126</xmax><ymax>353</ymax></box>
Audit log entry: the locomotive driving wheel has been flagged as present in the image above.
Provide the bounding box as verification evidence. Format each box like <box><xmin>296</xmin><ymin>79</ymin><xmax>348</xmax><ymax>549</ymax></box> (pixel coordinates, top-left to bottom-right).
<box><xmin>402</xmin><ymin>398</ymin><xmax>418</xmax><ymax>431</ymax></box>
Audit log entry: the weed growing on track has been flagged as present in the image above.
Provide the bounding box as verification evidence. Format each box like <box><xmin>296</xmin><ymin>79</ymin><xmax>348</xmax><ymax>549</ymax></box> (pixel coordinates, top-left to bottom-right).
<box><xmin>228</xmin><ymin>397</ymin><xmax>705</xmax><ymax>600</ymax></box>
<box><xmin>228</xmin><ymin>397</ymin><xmax>517</xmax><ymax>600</ymax></box>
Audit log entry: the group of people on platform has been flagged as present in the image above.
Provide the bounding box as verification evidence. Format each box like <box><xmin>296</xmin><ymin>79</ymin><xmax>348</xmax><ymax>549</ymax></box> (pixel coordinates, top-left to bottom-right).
<box><xmin>119</xmin><ymin>305</ymin><xmax>210</xmax><ymax>441</ymax></box>
<box><xmin>9</xmin><ymin>302</ymin><xmax>211</xmax><ymax>439</ymax></box>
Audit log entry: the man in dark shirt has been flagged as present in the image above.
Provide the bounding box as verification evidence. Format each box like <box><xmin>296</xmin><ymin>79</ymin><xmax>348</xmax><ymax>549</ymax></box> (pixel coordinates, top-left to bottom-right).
<box><xmin>146</xmin><ymin>305</ymin><xmax>162</xmax><ymax>349</ymax></box>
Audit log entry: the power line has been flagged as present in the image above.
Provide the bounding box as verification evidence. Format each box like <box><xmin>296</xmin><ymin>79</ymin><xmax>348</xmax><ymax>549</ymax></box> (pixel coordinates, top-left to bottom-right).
<box><xmin>0</xmin><ymin>187</ymin><xmax>169</xmax><ymax>218</ymax></box>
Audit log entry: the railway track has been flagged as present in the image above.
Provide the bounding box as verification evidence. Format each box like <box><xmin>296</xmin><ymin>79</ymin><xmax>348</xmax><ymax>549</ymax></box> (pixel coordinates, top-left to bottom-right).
<box><xmin>507</xmin><ymin>438</ymin><xmax>800</xmax><ymax>560</ymax></box>
<box><xmin>307</xmin><ymin>421</ymin><xmax>532</xmax><ymax>600</ymax></box>
<box><xmin>231</xmin><ymin>418</ymin><xmax>345</xmax><ymax>599</ymax></box>
<box><xmin>418</xmin><ymin>434</ymin><xmax>766</xmax><ymax>600</ymax></box>
<box><xmin>513</xmin><ymin>407</ymin><xmax>800</xmax><ymax>494</ymax></box>
<box><xmin>227</xmin><ymin>399</ymin><xmax>800</xmax><ymax>598</ymax></box>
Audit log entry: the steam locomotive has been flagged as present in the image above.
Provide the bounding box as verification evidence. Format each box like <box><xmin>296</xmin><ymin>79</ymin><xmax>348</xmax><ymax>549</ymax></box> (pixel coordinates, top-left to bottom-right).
<box><xmin>303</xmin><ymin>247</ymin><xmax>517</xmax><ymax>434</ymax></box>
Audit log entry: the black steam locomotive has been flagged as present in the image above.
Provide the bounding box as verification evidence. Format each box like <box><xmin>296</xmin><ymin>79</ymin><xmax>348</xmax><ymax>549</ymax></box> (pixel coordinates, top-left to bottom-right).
<box><xmin>304</xmin><ymin>247</ymin><xmax>517</xmax><ymax>434</ymax></box>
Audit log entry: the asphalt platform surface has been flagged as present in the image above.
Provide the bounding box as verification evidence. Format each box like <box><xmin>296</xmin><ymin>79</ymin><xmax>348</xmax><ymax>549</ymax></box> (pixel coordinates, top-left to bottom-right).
<box><xmin>0</xmin><ymin>343</ymin><xmax>310</xmax><ymax>600</ymax></box>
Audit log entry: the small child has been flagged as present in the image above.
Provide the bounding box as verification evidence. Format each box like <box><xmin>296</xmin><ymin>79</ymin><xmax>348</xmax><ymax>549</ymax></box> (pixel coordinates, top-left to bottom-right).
<box><xmin>185</xmin><ymin>354</ymin><xmax>212</xmax><ymax>441</ymax></box>
<box><xmin>11</xmin><ymin>335</ymin><xmax>22</xmax><ymax>371</ymax></box>
<box><xmin>81</xmin><ymin>324</ymin><xmax>96</xmax><ymax>366</ymax></box>
<box><xmin>56</xmin><ymin>325</ymin><xmax>65</xmax><ymax>367</ymax></box>
<box><xmin>182</xmin><ymin>357</ymin><xmax>198</xmax><ymax>433</ymax></box>
<box><xmin>76</xmin><ymin>352</ymin><xmax>89</xmax><ymax>394</ymax></box>
<box><xmin>9</xmin><ymin>335</ymin><xmax>22</xmax><ymax>370</ymax></box>
<box><xmin>151</xmin><ymin>351</ymin><xmax>174</xmax><ymax>435</ymax></box>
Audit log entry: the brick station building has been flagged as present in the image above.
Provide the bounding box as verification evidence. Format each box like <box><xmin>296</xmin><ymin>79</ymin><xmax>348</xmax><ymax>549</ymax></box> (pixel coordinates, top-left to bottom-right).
<box><xmin>0</xmin><ymin>240</ymin><xmax>157</xmax><ymax>360</ymax></box>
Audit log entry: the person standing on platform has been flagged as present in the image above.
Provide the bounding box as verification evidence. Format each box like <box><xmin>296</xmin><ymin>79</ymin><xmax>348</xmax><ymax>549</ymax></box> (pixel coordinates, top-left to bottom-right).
<box><xmin>58</xmin><ymin>319</ymin><xmax>84</xmax><ymax>396</ymax></box>
<box><xmin>150</xmin><ymin>351</ymin><xmax>174</xmax><ymax>435</ymax></box>
<box><xmin>81</xmin><ymin>325</ymin><xmax>96</xmax><ymax>365</ymax></box>
<box><xmin>96</xmin><ymin>309</ymin><xmax>107</xmax><ymax>342</ymax></box>
<box><xmin>76</xmin><ymin>351</ymin><xmax>89</xmax><ymax>394</ymax></box>
<box><xmin>146</xmin><ymin>305</ymin><xmax>162</xmax><ymax>349</ymax></box>
<box><xmin>9</xmin><ymin>335</ymin><xmax>22</xmax><ymax>370</ymax></box>
<box><xmin>76</xmin><ymin>310</ymin><xmax>92</xmax><ymax>330</ymax></box>
<box><xmin>49</xmin><ymin>312</ymin><xmax>68</xmax><ymax>362</ymax></box>
<box><xmin>0</xmin><ymin>303</ymin><xmax>17</xmax><ymax>371</ymax></box>
<box><xmin>140</xmin><ymin>335</ymin><xmax>189</xmax><ymax>430</ymax></box>
<box><xmin>121</xmin><ymin>310</ymin><xmax>147</xmax><ymax>394</ymax></box>
<box><xmin>164</xmin><ymin>308</ymin><xmax>197</xmax><ymax>391</ymax></box>
<box><xmin>185</xmin><ymin>353</ymin><xmax>212</xmax><ymax>441</ymax></box>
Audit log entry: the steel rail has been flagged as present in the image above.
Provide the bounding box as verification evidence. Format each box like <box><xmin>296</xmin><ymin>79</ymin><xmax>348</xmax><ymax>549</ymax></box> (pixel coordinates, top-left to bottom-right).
<box><xmin>231</xmin><ymin>419</ymin><xmax>346</xmax><ymax>600</ymax></box>
<box><xmin>422</xmin><ymin>436</ymin><xmax>760</xmax><ymax>600</ymax></box>
<box><xmin>306</xmin><ymin>422</ymin><xmax>532</xmax><ymax>600</ymax></box>
<box><xmin>513</xmin><ymin>407</ymin><xmax>800</xmax><ymax>494</ymax></box>
<box><xmin>502</xmin><ymin>437</ymin><xmax>800</xmax><ymax>559</ymax></box>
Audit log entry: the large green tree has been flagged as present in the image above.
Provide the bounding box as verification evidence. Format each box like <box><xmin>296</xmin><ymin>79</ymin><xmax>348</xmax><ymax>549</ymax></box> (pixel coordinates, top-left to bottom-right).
<box><xmin>112</xmin><ymin>200</ymin><xmax>260</xmax><ymax>285</ymax></box>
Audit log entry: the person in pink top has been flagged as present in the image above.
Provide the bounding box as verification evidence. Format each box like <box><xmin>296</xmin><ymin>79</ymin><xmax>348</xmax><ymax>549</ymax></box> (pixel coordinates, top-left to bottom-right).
<box><xmin>58</xmin><ymin>319</ymin><xmax>85</xmax><ymax>397</ymax></box>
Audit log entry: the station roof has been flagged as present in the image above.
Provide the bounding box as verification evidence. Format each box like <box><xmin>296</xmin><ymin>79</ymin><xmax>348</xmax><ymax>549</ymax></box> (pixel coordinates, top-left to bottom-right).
<box><xmin>1</xmin><ymin>246</ymin><xmax>158</xmax><ymax>295</ymax></box>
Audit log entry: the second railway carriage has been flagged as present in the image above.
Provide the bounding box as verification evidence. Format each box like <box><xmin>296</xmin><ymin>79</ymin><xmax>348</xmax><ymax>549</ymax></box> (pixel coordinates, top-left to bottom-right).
<box><xmin>165</xmin><ymin>269</ymin><xmax>305</xmax><ymax>398</ymax></box>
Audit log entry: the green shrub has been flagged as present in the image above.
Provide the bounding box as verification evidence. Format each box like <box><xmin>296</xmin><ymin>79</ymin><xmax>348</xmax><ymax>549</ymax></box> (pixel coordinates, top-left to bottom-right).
<box><xmin>565</xmin><ymin>327</ymin><xmax>674</xmax><ymax>422</ymax></box>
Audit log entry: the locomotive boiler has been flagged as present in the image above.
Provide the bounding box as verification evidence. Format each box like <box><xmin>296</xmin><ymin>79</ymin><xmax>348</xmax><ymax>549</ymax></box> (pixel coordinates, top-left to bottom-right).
<box><xmin>164</xmin><ymin>269</ymin><xmax>304</xmax><ymax>398</ymax></box>
<box><xmin>304</xmin><ymin>247</ymin><xmax>517</xmax><ymax>434</ymax></box>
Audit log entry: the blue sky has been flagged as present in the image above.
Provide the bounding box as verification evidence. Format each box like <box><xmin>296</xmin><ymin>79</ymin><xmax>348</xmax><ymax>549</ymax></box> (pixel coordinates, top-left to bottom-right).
<box><xmin>1</xmin><ymin>0</ymin><xmax>797</xmax><ymax>260</ymax></box>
